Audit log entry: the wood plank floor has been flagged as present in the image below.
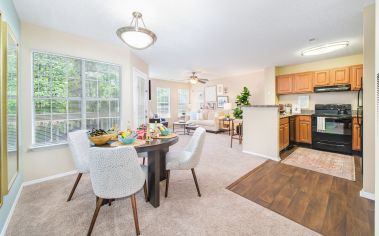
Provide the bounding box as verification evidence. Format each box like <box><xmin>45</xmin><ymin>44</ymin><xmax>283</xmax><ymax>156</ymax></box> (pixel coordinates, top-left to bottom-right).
<box><xmin>227</xmin><ymin>157</ymin><xmax>374</xmax><ymax>236</ymax></box>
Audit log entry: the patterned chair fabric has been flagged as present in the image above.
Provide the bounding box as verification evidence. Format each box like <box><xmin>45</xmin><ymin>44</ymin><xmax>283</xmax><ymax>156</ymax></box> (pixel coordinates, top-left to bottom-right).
<box><xmin>89</xmin><ymin>146</ymin><xmax>146</xmax><ymax>199</ymax></box>
<box><xmin>166</xmin><ymin>127</ymin><xmax>206</xmax><ymax>170</ymax></box>
<box><xmin>68</xmin><ymin>130</ymin><xmax>90</xmax><ymax>173</ymax></box>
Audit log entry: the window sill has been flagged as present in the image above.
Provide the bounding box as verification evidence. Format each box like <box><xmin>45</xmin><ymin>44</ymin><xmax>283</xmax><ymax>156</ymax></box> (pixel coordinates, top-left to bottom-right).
<box><xmin>29</xmin><ymin>142</ymin><xmax>68</xmax><ymax>151</ymax></box>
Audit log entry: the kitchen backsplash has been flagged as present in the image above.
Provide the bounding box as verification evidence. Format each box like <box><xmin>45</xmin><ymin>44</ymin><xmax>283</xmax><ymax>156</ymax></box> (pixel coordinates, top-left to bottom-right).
<box><xmin>278</xmin><ymin>91</ymin><xmax>360</xmax><ymax>110</ymax></box>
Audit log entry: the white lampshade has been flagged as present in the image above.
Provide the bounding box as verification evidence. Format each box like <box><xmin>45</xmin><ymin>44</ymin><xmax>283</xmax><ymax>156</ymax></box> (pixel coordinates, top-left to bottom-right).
<box><xmin>119</xmin><ymin>30</ymin><xmax>155</xmax><ymax>49</ymax></box>
<box><xmin>223</xmin><ymin>103</ymin><xmax>232</xmax><ymax>110</ymax></box>
<box><xmin>116</xmin><ymin>12</ymin><xmax>157</xmax><ymax>50</ymax></box>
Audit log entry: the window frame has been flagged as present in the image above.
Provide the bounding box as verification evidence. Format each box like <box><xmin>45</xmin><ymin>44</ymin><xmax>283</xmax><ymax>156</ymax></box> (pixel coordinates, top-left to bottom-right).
<box><xmin>177</xmin><ymin>88</ymin><xmax>189</xmax><ymax>116</ymax></box>
<box><xmin>156</xmin><ymin>87</ymin><xmax>171</xmax><ymax>118</ymax></box>
<box><xmin>31</xmin><ymin>50</ymin><xmax>122</xmax><ymax>148</ymax></box>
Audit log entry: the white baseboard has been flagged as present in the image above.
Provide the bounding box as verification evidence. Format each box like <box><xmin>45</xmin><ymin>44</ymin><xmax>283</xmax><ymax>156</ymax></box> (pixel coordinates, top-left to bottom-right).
<box><xmin>23</xmin><ymin>170</ymin><xmax>77</xmax><ymax>186</ymax></box>
<box><xmin>242</xmin><ymin>150</ymin><xmax>280</xmax><ymax>162</ymax></box>
<box><xmin>1</xmin><ymin>170</ymin><xmax>78</xmax><ymax>236</ymax></box>
<box><xmin>360</xmin><ymin>190</ymin><xmax>375</xmax><ymax>201</ymax></box>
<box><xmin>0</xmin><ymin>184</ymin><xmax>24</xmax><ymax>236</ymax></box>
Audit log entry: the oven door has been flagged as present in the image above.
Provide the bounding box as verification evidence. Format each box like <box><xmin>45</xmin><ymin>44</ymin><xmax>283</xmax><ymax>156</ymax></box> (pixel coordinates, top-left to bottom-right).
<box><xmin>312</xmin><ymin>116</ymin><xmax>352</xmax><ymax>135</ymax></box>
<box><xmin>311</xmin><ymin>116</ymin><xmax>352</xmax><ymax>154</ymax></box>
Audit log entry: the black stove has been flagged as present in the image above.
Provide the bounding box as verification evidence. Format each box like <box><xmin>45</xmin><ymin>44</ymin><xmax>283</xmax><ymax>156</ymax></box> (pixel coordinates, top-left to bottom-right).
<box><xmin>311</xmin><ymin>104</ymin><xmax>352</xmax><ymax>154</ymax></box>
<box><xmin>313</xmin><ymin>104</ymin><xmax>352</xmax><ymax>117</ymax></box>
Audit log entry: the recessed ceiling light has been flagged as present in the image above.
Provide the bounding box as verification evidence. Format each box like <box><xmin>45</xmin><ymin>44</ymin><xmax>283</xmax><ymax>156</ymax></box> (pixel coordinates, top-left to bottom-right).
<box><xmin>301</xmin><ymin>41</ymin><xmax>349</xmax><ymax>56</ymax></box>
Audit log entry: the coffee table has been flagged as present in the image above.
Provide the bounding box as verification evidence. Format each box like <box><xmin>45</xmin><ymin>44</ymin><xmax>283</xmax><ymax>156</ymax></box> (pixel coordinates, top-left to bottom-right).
<box><xmin>172</xmin><ymin>121</ymin><xmax>187</xmax><ymax>134</ymax></box>
<box><xmin>185</xmin><ymin>124</ymin><xmax>199</xmax><ymax>135</ymax></box>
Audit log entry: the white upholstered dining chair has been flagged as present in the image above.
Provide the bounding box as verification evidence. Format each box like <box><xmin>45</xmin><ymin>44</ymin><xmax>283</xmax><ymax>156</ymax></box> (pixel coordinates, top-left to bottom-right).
<box><xmin>165</xmin><ymin>127</ymin><xmax>206</xmax><ymax>197</ymax></box>
<box><xmin>87</xmin><ymin>146</ymin><xmax>147</xmax><ymax>236</ymax></box>
<box><xmin>67</xmin><ymin>130</ymin><xmax>90</xmax><ymax>201</ymax></box>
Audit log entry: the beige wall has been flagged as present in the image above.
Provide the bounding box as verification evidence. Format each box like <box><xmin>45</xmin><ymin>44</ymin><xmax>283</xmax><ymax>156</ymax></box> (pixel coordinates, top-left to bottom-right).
<box><xmin>276</xmin><ymin>54</ymin><xmax>363</xmax><ymax>110</ymax></box>
<box><xmin>149</xmin><ymin>79</ymin><xmax>191</xmax><ymax>125</ymax></box>
<box><xmin>362</xmin><ymin>4</ymin><xmax>375</xmax><ymax>195</ymax></box>
<box><xmin>276</xmin><ymin>54</ymin><xmax>363</xmax><ymax>75</ymax></box>
<box><xmin>21</xmin><ymin>23</ymin><xmax>148</xmax><ymax>181</ymax></box>
<box><xmin>242</xmin><ymin>107</ymin><xmax>280</xmax><ymax>161</ymax></box>
<box><xmin>375</xmin><ymin>0</ymin><xmax>378</xmax><ymax>227</ymax></box>
<box><xmin>190</xmin><ymin>70</ymin><xmax>265</xmax><ymax>112</ymax></box>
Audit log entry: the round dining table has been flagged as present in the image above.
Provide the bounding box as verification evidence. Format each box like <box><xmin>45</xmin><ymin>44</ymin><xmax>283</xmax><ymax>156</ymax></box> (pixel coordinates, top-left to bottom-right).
<box><xmin>101</xmin><ymin>136</ymin><xmax>179</xmax><ymax>208</ymax></box>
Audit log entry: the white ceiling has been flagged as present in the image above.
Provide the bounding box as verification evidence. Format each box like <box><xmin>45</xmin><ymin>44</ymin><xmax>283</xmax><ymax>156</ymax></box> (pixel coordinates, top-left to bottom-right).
<box><xmin>13</xmin><ymin>0</ymin><xmax>373</xmax><ymax>80</ymax></box>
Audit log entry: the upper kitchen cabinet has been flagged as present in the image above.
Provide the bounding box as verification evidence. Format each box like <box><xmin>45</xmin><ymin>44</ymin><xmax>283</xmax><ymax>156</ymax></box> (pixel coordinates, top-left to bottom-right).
<box><xmin>350</xmin><ymin>64</ymin><xmax>363</xmax><ymax>90</ymax></box>
<box><xmin>330</xmin><ymin>67</ymin><xmax>350</xmax><ymax>85</ymax></box>
<box><xmin>293</xmin><ymin>72</ymin><xmax>313</xmax><ymax>93</ymax></box>
<box><xmin>313</xmin><ymin>70</ymin><xmax>330</xmax><ymax>87</ymax></box>
<box><xmin>276</xmin><ymin>75</ymin><xmax>293</xmax><ymax>95</ymax></box>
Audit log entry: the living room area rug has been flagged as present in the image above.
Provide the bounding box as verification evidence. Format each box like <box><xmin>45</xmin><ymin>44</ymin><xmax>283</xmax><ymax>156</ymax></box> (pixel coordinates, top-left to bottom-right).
<box><xmin>282</xmin><ymin>147</ymin><xmax>355</xmax><ymax>181</ymax></box>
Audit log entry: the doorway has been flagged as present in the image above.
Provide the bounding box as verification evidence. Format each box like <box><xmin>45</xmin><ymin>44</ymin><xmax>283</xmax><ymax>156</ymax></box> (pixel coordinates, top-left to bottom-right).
<box><xmin>133</xmin><ymin>68</ymin><xmax>148</xmax><ymax>128</ymax></box>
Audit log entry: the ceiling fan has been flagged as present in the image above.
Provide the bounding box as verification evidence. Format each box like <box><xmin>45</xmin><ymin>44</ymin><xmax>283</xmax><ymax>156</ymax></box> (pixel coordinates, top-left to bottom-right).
<box><xmin>189</xmin><ymin>72</ymin><xmax>209</xmax><ymax>84</ymax></box>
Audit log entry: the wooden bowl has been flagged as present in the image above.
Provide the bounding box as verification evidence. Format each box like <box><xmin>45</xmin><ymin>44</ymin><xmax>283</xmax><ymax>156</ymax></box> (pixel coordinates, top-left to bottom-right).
<box><xmin>89</xmin><ymin>134</ymin><xmax>112</xmax><ymax>146</ymax></box>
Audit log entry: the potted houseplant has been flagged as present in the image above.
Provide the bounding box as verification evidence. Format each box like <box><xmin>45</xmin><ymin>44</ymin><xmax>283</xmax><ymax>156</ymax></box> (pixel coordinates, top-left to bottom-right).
<box><xmin>233</xmin><ymin>87</ymin><xmax>251</xmax><ymax>134</ymax></box>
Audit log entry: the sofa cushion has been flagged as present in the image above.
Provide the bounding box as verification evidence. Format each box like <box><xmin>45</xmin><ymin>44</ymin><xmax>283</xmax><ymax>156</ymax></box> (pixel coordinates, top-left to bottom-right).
<box><xmin>195</xmin><ymin>120</ymin><xmax>214</xmax><ymax>126</ymax></box>
<box><xmin>208</xmin><ymin>110</ymin><xmax>215</xmax><ymax>120</ymax></box>
<box><xmin>199</xmin><ymin>110</ymin><xmax>208</xmax><ymax>120</ymax></box>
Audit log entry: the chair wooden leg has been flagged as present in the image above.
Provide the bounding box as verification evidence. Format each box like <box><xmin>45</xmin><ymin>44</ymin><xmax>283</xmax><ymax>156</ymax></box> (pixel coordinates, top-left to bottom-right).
<box><xmin>142</xmin><ymin>157</ymin><xmax>145</xmax><ymax>165</ymax></box>
<box><xmin>67</xmin><ymin>173</ymin><xmax>83</xmax><ymax>202</ymax></box>
<box><xmin>165</xmin><ymin>170</ymin><xmax>170</xmax><ymax>198</ymax></box>
<box><xmin>143</xmin><ymin>180</ymin><xmax>148</xmax><ymax>202</ymax></box>
<box><xmin>87</xmin><ymin>197</ymin><xmax>103</xmax><ymax>236</ymax></box>
<box><xmin>191</xmin><ymin>168</ymin><xmax>201</xmax><ymax>197</ymax></box>
<box><xmin>130</xmin><ymin>194</ymin><xmax>141</xmax><ymax>235</ymax></box>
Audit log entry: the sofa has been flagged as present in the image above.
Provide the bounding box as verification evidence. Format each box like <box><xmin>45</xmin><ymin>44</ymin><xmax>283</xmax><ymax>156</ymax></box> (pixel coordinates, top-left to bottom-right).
<box><xmin>187</xmin><ymin>109</ymin><xmax>225</xmax><ymax>132</ymax></box>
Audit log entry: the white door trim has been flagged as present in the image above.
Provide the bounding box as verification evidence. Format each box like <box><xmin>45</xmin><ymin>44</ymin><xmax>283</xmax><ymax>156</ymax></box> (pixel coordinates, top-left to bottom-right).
<box><xmin>132</xmin><ymin>68</ymin><xmax>148</xmax><ymax>128</ymax></box>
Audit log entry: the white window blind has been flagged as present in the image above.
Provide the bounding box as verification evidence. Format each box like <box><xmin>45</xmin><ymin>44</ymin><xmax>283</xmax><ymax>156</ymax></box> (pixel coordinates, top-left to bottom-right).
<box><xmin>178</xmin><ymin>88</ymin><xmax>189</xmax><ymax>115</ymax></box>
<box><xmin>7</xmin><ymin>44</ymin><xmax>17</xmax><ymax>151</ymax></box>
<box><xmin>32</xmin><ymin>52</ymin><xmax>121</xmax><ymax>147</ymax></box>
<box><xmin>157</xmin><ymin>87</ymin><xmax>170</xmax><ymax>118</ymax></box>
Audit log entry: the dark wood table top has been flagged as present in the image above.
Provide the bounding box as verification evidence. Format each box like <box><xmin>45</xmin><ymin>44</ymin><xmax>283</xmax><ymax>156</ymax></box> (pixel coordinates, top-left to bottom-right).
<box><xmin>95</xmin><ymin>136</ymin><xmax>179</xmax><ymax>153</ymax></box>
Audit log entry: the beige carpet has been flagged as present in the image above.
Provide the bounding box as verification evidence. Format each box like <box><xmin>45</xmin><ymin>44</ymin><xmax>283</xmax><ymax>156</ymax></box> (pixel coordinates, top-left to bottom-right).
<box><xmin>282</xmin><ymin>147</ymin><xmax>355</xmax><ymax>181</ymax></box>
<box><xmin>6</xmin><ymin>133</ymin><xmax>318</xmax><ymax>236</ymax></box>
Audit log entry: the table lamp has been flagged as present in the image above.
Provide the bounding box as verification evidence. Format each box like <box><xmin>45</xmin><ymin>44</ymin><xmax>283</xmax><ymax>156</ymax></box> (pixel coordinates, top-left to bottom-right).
<box><xmin>223</xmin><ymin>103</ymin><xmax>232</xmax><ymax>118</ymax></box>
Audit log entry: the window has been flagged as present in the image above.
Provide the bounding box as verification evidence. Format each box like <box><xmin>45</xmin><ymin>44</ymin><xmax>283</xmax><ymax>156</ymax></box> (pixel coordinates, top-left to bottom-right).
<box><xmin>178</xmin><ymin>88</ymin><xmax>189</xmax><ymax>115</ymax></box>
<box><xmin>156</xmin><ymin>87</ymin><xmax>170</xmax><ymax>118</ymax></box>
<box><xmin>32</xmin><ymin>52</ymin><xmax>121</xmax><ymax>147</ymax></box>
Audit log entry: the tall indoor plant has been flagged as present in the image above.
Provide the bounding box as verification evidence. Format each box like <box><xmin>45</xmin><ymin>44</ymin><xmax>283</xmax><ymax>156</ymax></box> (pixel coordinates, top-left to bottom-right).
<box><xmin>233</xmin><ymin>86</ymin><xmax>251</xmax><ymax>119</ymax></box>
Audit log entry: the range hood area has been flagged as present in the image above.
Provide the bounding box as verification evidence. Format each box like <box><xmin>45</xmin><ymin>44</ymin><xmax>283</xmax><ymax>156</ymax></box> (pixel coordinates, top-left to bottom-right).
<box><xmin>314</xmin><ymin>84</ymin><xmax>351</xmax><ymax>93</ymax></box>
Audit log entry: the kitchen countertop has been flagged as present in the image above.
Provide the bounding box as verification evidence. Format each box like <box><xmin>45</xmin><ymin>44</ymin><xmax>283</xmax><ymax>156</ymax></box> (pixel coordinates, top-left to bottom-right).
<box><xmin>279</xmin><ymin>110</ymin><xmax>362</xmax><ymax>118</ymax></box>
<box><xmin>243</xmin><ymin>105</ymin><xmax>279</xmax><ymax>108</ymax></box>
<box><xmin>279</xmin><ymin>110</ymin><xmax>314</xmax><ymax>118</ymax></box>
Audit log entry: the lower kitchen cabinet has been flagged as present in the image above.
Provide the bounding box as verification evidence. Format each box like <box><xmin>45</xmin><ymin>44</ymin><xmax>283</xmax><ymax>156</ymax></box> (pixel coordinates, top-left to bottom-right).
<box><xmin>352</xmin><ymin>117</ymin><xmax>362</xmax><ymax>151</ymax></box>
<box><xmin>296</xmin><ymin>116</ymin><xmax>312</xmax><ymax>144</ymax></box>
<box><xmin>279</xmin><ymin>117</ymin><xmax>289</xmax><ymax>151</ymax></box>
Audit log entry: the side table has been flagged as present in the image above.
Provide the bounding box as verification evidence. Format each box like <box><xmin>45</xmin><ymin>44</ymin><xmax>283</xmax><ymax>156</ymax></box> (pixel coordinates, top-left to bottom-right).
<box><xmin>172</xmin><ymin>121</ymin><xmax>187</xmax><ymax>135</ymax></box>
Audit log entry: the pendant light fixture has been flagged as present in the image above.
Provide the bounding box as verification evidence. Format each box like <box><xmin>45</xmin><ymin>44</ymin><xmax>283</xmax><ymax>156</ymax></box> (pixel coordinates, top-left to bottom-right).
<box><xmin>116</xmin><ymin>12</ymin><xmax>157</xmax><ymax>50</ymax></box>
<box><xmin>301</xmin><ymin>41</ymin><xmax>349</xmax><ymax>56</ymax></box>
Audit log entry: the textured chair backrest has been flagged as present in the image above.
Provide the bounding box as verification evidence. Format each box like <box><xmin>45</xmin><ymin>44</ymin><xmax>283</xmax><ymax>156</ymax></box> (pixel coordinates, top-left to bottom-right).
<box><xmin>185</xmin><ymin>127</ymin><xmax>206</xmax><ymax>167</ymax></box>
<box><xmin>68</xmin><ymin>130</ymin><xmax>90</xmax><ymax>173</ymax></box>
<box><xmin>89</xmin><ymin>146</ymin><xmax>146</xmax><ymax>199</ymax></box>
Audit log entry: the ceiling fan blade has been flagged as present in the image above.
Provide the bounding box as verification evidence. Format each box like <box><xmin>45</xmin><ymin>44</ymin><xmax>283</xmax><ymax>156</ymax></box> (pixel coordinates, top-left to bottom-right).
<box><xmin>198</xmin><ymin>78</ymin><xmax>209</xmax><ymax>81</ymax></box>
<box><xmin>198</xmin><ymin>80</ymin><xmax>207</xmax><ymax>84</ymax></box>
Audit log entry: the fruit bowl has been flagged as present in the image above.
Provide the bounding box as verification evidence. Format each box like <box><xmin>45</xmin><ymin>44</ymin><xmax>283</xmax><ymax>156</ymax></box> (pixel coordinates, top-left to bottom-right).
<box><xmin>89</xmin><ymin>134</ymin><xmax>112</xmax><ymax>146</ymax></box>
<box><xmin>160</xmin><ymin>129</ymin><xmax>171</xmax><ymax>136</ymax></box>
<box><xmin>119</xmin><ymin>135</ymin><xmax>137</xmax><ymax>144</ymax></box>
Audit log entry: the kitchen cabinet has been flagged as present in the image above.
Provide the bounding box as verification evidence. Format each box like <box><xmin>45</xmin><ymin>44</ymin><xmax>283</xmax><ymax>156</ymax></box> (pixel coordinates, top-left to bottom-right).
<box><xmin>276</xmin><ymin>75</ymin><xmax>293</xmax><ymax>95</ymax></box>
<box><xmin>313</xmin><ymin>70</ymin><xmax>331</xmax><ymax>87</ymax></box>
<box><xmin>293</xmin><ymin>72</ymin><xmax>313</xmax><ymax>93</ymax></box>
<box><xmin>350</xmin><ymin>64</ymin><xmax>363</xmax><ymax>91</ymax></box>
<box><xmin>279</xmin><ymin>117</ymin><xmax>289</xmax><ymax>151</ymax></box>
<box><xmin>352</xmin><ymin>117</ymin><xmax>362</xmax><ymax>151</ymax></box>
<box><xmin>330</xmin><ymin>67</ymin><xmax>350</xmax><ymax>85</ymax></box>
<box><xmin>296</xmin><ymin>116</ymin><xmax>312</xmax><ymax>144</ymax></box>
